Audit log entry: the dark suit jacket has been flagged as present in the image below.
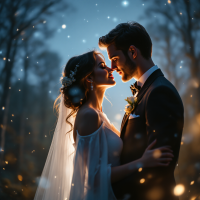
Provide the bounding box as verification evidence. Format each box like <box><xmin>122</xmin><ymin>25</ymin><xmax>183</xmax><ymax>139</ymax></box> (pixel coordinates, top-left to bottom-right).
<box><xmin>112</xmin><ymin>69</ymin><xmax>184</xmax><ymax>200</ymax></box>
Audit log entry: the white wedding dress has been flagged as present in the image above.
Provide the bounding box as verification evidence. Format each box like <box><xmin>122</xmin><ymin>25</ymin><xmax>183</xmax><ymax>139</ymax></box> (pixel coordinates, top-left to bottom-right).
<box><xmin>34</xmin><ymin>95</ymin><xmax>123</xmax><ymax>200</ymax></box>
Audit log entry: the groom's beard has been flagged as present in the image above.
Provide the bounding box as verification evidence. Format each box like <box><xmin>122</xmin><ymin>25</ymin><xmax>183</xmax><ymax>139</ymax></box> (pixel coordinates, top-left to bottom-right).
<box><xmin>122</xmin><ymin>54</ymin><xmax>136</xmax><ymax>82</ymax></box>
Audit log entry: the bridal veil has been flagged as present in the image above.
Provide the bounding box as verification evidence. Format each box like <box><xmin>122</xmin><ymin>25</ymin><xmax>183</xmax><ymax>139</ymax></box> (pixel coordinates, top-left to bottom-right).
<box><xmin>34</xmin><ymin>95</ymin><xmax>116</xmax><ymax>200</ymax></box>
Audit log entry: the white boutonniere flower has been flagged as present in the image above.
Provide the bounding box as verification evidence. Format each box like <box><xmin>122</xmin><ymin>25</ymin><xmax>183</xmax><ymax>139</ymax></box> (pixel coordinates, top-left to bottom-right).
<box><xmin>124</xmin><ymin>96</ymin><xmax>138</xmax><ymax>115</ymax></box>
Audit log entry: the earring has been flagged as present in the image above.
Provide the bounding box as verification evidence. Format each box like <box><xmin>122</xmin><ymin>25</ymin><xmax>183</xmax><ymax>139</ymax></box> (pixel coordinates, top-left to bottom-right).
<box><xmin>91</xmin><ymin>81</ymin><xmax>93</xmax><ymax>91</ymax></box>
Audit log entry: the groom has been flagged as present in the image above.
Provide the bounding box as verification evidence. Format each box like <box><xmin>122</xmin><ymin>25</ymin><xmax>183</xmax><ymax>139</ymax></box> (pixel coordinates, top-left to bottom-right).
<box><xmin>99</xmin><ymin>22</ymin><xmax>184</xmax><ymax>200</ymax></box>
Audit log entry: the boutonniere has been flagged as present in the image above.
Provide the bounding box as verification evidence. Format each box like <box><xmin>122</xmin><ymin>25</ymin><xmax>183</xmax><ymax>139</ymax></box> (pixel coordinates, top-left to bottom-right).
<box><xmin>124</xmin><ymin>96</ymin><xmax>138</xmax><ymax>115</ymax></box>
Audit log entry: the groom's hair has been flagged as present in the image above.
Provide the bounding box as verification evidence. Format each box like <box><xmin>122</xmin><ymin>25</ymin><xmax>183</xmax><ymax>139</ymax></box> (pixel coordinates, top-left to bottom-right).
<box><xmin>99</xmin><ymin>22</ymin><xmax>152</xmax><ymax>60</ymax></box>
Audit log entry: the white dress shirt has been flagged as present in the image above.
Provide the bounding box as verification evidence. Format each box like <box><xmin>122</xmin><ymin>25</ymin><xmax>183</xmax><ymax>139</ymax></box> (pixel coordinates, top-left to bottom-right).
<box><xmin>137</xmin><ymin>65</ymin><xmax>159</xmax><ymax>88</ymax></box>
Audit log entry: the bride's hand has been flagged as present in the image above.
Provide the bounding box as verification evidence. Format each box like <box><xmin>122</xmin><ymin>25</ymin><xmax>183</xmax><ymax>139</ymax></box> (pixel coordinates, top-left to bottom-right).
<box><xmin>140</xmin><ymin>139</ymin><xmax>174</xmax><ymax>168</ymax></box>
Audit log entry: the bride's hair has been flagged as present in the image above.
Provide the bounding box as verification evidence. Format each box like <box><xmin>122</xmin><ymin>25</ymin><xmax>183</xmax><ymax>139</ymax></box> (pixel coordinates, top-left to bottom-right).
<box><xmin>54</xmin><ymin>50</ymin><xmax>104</xmax><ymax>132</ymax></box>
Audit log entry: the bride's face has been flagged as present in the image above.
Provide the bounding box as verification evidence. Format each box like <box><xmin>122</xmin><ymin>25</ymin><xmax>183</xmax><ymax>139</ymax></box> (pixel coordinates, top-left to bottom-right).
<box><xmin>92</xmin><ymin>54</ymin><xmax>116</xmax><ymax>88</ymax></box>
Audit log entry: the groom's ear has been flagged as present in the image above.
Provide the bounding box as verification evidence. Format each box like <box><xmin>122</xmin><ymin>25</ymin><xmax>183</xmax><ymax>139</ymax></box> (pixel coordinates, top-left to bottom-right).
<box><xmin>128</xmin><ymin>45</ymin><xmax>137</xmax><ymax>59</ymax></box>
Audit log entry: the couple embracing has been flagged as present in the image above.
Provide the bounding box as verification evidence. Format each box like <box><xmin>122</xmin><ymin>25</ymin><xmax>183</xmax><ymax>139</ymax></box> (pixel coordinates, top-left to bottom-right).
<box><xmin>34</xmin><ymin>22</ymin><xmax>184</xmax><ymax>200</ymax></box>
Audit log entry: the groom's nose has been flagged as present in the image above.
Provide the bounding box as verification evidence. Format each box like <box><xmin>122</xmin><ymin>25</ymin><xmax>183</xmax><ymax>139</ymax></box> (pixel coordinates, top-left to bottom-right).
<box><xmin>111</xmin><ymin>61</ymin><xmax>117</xmax><ymax>71</ymax></box>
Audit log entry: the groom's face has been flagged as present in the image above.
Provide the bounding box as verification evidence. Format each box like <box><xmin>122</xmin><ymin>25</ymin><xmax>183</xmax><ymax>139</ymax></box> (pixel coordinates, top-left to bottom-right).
<box><xmin>107</xmin><ymin>44</ymin><xmax>136</xmax><ymax>82</ymax></box>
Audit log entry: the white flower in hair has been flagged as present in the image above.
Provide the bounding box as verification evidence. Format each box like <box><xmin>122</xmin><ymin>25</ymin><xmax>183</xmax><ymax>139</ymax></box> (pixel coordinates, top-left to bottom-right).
<box><xmin>61</xmin><ymin>63</ymin><xmax>80</xmax><ymax>88</ymax></box>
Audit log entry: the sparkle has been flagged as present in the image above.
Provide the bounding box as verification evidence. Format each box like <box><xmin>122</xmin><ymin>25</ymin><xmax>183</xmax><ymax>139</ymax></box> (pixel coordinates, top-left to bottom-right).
<box><xmin>33</xmin><ymin>26</ymin><xmax>34</xmax><ymax>28</ymax></box>
<box><xmin>180</xmin><ymin>12</ymin><xmax>182</xmax><ymax>15</ymax></box>
<box><xmin>153</xmin><ymin>149</ymin><xmax>162</xmax><ymax>158</ymax></box>
<box><xmin>142</xmin><ymin>4</ymin><xmax>144</xmax><ymax>6</ymax></box>
<box><xmin>113</xmin><ymin>18</ymin><xmax>118</xmax><ymax>22</ymax></box>
<box><xmin>49</xmin><ymin>91</ymin><xmax>51</xmax><ymax>93</ymax></box>
<box><xmin>82</xmin><ymin>39</ymin><xmax>86</xmax><ymax>43</ymax></box>
<box><xmin>140</xmin><ymin>178</ymin><xmax>145</xmax><ymax>184</ymax></box>
<box><xmin>21</xmin><ymin>69</ymin><xmax>23</xmax><ymax>71</ymax></box>
<box><xmin>107</xmin><ymin>16</ymin><xmax>110</xmax><ymax>19</ymax></box>
<box><xmin>12</xmin><ymin>114</ymin><xmax>14</xmax><ymax>117</ymax></box>
<box><xmin>11</xmin><ymin>120</ymin><xmax>13</xmax><ymax>122</ymax></box>
<box><xmin>43</xmin><ymin>21</ymin><xmax>46</xmax><ymax>23</ymax></box>
<box><xmin>19</xmin><ymin>89</ymin><xmax>21</xmax><ymax>91</ymax></box>
<box><xmin>17</xmin><ymin>29</ymin><xmax>19</xmax><ymax>31</ymax></box>
<box><xmin>138</xmin><ymin>168</ymin><xmax>142</xmax><ymax>172</ymax></box>
<box><xmin>27</xmin><ymin>56</ymin><xmax>28</xmax><ymax>58</ymax></box>
<box><xmin>9</xmin><ymin>87</ymin><xmax>11</xmax><ymax>89</ymax></box>
<box><xmin>168</xmin><ymin>0</ymin><xmax>171</xmax><ymax>4</ymax></box>
<box><xmin>174</xmin><ymin>184</ymin><xmax>185</xmax><ymax>196</ymax></box>
<box><xmin>190</xmin><ymin>181</ymin><xmax>194</xmax><ymax>185</ymax></box>
<box><xmin>3</xmin><ymin>57</ymin><xmax>6</xmax><ymax>60</ymax></box>
<box><xmin>5</xmin><ymin>161</ymin><xmax>8</xmax><ymax>164</ymax></box>
<box><xmin>2</xmin><ymin>107</ymin><xmax>5</xmax><ymax>110</ymax></box>
<box><xmin>18</xmin><ymin>175</ymin><xmax>23</xmax><ymax>181</ymax></box>
<box><xmin>122</xmin><ymin>1</ymin><xmax>129</xmax><ymax>7</ymax></box>
<box><xmin>190</xmin><ymin>95</ymin><xmax>192</xmax><ymax>97</ymax></box>
<box><xmin>29</xmin><ymin>132</ymin><xmax>31</xmax><ymax>134</ymax></box>
<box><xmin>62</xmin><ymin>24</ymin><xmax>66</xmax><ymax>29</ymax></box>
<box><xmin>8</xmin><ymin>59</ymin><xmax>10</xmax><ymax>62</ymax></box>
<box><xmin>67</xmin><ymin>35</ymin><xmax>70</xmax><ymax>38</ymax></box>
<box><xmin>180</xmin><ymin>66</ymin><xmax>182</xmax><ymax>68</ymax></box>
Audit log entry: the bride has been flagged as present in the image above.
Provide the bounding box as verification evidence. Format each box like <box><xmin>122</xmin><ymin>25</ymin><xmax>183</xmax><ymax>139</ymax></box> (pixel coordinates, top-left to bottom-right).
<box><xmin>34</xmin><ymin>50</ymin><xmax>174</xmax><ymax>200</ymax></box>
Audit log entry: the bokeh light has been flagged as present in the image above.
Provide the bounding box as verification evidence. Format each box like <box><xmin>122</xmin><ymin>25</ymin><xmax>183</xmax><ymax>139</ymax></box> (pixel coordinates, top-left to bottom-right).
<box><xmin>174</xmin><ymin>184</ymin><xmax>185</xmax><ymax>196</ymax></box>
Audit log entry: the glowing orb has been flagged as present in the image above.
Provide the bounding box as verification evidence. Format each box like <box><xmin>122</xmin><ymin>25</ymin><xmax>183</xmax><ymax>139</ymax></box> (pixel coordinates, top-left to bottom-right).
<box><xmin>62</xmin><ymin>24</ymin><xmax>66</xmax><ymax>29</ymax></box>
<box><xmin>174</xmin><ymin>184</ymin><xmax>185</xmax><ymax>196</ymax></box>
<box><xmin>153</xmin><ymin>149</ymin><xmax>162</xmax><ymax>159</ymax></box>
<box><xmin>18</xmin><ymin>175</ymin><xmax>23</xmax><ymax>181</ymax></box>
<box><xmin>122</xmin><ymin>1</ymin><xmax>129</xmax><ymax>7</ymax></box>
<box><xmin>140</xmin><ymin>178</ymin><xmax>145</xmax><ymax>184</ymax></box>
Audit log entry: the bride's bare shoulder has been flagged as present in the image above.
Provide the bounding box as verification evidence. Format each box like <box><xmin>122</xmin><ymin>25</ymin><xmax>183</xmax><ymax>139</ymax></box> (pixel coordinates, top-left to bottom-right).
<box><xmin>75</xmin><ymin>107</ymin><xmax>102</xmax><ymax>136</ymax></box>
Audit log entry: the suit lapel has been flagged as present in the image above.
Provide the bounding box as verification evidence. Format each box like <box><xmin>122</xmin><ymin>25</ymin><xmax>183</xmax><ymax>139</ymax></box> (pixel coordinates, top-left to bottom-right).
<box><xmin>120</xmin><ymin>69</ymin><xmax>164</xmax><ymax>139</ymax></box>
<box><xmin>136</xmin><ymin>69</ymin><xmax>164</xmax><ymax>103</ymax></box>
<box><xmin>120</xmin><ymin>113</ymin><xmax>130</xmax><ymax>132</ymax></box>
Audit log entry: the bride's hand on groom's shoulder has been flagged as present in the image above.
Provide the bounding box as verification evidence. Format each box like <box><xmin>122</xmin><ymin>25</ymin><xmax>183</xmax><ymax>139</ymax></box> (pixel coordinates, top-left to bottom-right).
<box><xmin>140</xmin><ymin>139</ymin><xmax>174</xmax><ymax>168</ymax></box>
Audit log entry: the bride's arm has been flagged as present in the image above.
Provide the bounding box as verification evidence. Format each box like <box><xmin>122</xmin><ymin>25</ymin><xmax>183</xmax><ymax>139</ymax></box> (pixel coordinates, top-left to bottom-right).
<box><xmin>111</xmin><ymin>140</ymin><xmax>173</xmax><ymax>183</ymax></box>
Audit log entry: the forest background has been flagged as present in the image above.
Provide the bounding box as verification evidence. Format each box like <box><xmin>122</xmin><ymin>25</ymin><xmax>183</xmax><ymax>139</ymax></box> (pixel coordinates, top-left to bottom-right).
<box><xmin>0</xmin><ymin>0</ymin><xmax>200</xmax><ymax>199</ymax></box>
